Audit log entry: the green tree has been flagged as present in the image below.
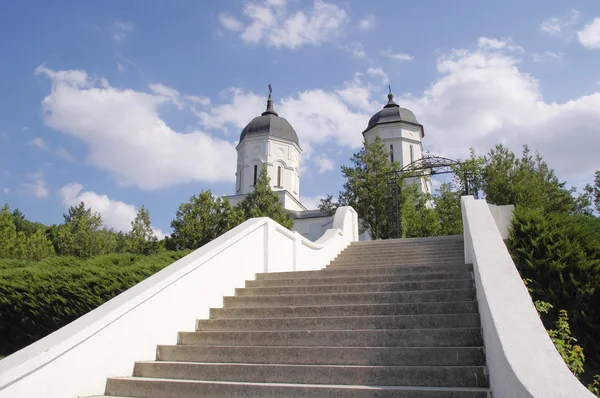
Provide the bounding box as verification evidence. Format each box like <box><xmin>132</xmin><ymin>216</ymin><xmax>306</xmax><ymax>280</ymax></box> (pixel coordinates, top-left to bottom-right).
<box><xmin>23</xmin><ymin>229</ymin><xmax>55</xmax><ymax>261</ymax></box>
<box><xmin>168</xmin><ymin>191</ymin><xmax>243</xmax><ymax>251</ymax></box>
<box><xmin>318</xmin><ymin>194</ymin><xmax>340</xmax><ymax>216</ymax></box>
<box><xmin>0</xmin><ymin>204</ymin><xmax>17</xmax><ymax>258</ymax></box>
<box><xmin>238</xmin><ymin>165</ymin><xmax>293</xmax><ymax>229</ymax></box>
<box><xmin>452</xmin><ymin>147</ymin><xmax>485</xmax><ymax>197</ymax></box>
<box><xmin>127</xmin><ymin>205</ymin><xmax>158</xmax><ymax>255</ymax></box>
<box><xmin>576</xmin><ymin>170</ymin><xmax>600</xmax><ymax>216</ymax></box>
<box><xmin>400</xmin><ymin>181</ymin><xmax>440</xmax><ymax>238</ymax></box>
<box><xmin>56</xmin><ymin>202</ymin><xmax>105</xmax><ymax>258</ymax></box>
<box><xmin>339</xmin><ymin>137</ymin><xmax>398</xmax><ymax>239</ymax></box>
<box><xmin>434</xmin><ymin>182</ymin><xmax>463</xmax><ymax>235</ymax></box>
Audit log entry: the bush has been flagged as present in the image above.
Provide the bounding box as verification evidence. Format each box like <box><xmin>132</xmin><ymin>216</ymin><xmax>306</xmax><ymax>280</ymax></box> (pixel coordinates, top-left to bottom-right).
<box><xmin>508</xmin><ymin>207</ymin><xmax>600</xmax><ymax>365</ymax></box>
<box><xmin>0</xmin><ymin>250</ymin><xmax>191</xmax><ymax>357</ymax></box>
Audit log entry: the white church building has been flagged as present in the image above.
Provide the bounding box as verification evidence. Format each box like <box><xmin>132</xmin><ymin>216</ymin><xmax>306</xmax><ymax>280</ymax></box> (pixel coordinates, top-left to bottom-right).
<box><xmin>225</xmin><ymin>86</ymin><xmax>431</xmax><ymax>240</ymax></box>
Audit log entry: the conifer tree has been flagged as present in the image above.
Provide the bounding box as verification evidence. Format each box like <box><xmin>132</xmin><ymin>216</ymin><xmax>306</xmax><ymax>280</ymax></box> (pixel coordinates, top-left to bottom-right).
<box><xmin>238</xmin><ymin>164</ymin><xmax>293</xmax><ymax>229</ymax></box>
<box><xmin>127</xmin><ymin>205</ymin><xmax>158</xmax><ymax>255</ymax></box>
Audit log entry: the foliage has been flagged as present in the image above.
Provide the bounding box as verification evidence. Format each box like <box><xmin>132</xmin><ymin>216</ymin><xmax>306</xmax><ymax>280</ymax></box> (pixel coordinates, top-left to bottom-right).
<box><xmin>400</xmin><ymin>181</ymin><xmax>439</xmax><ymax>238</ymax></box>
<box><xmin>433</xmin><ymin>182</ymin><xmax>463</xmax><ymax>236</ymax></box>
<box><xmin>0</xmin><ymin>204</ymin><xmax>54</xmax><ymax>260</ymax></box>
<box><xmin>548</xmin><ymin>309</ymin><xmax>586</xmax><ymax>376</ymax></box>
<box><xmin>238</xmin><ymin>164</ymin><xmax>293</xmax><ymax>229</ymax></box>
<box><xmin>168</xmin><ymin>191</ymin><xmax>243</xmax><ymax>251</ymax></box>
<box><xmin>482</xmin><ymin>144</ymin><xmax>574</xmax><ymax>213</ymax></box>
<box><xmin>451</xmin><ymin>147</ymin><xmax>485</xmax><ymax>197</ymax></box>
<box><xmin>0</xmin><ymin>250</ymin><xmax>191</xmax><ymax>357</ymax></box>
<box><xmin>338</xmin><ymin>136</ymin><xmax>398</xmax><ymax>239</ymax></box>
<box><xmin>55</xmin><ymin>202</ymin><xmax>107</xmax><ymax>258</ymax></box>
<box><xmin>508</xmin><ymin>207</ymin><xmax>600</xmax><ymax>365</ymax></box>
<box><xmin>126</xmin><ymin>205</ymin><xmax>158</xmax><ymax>255</ymax></box>
<box><xmin>575</xmin><ymin>170</ymin><xmax>600</xmax><ymax>216</ymax></box>
<box><xmin>318</xmin><ymin>194</ymin><xmax>340</xmax><ymax>216</ymax></box>
<box><xmin>0</xmin><ymin>204</ymin><xmax>17</xmax><ymax>258</ymax></box>
<box><xmin>589</xmin><ymin>374</ymin><xmax>600</xmax><ymax>395</ymax></box>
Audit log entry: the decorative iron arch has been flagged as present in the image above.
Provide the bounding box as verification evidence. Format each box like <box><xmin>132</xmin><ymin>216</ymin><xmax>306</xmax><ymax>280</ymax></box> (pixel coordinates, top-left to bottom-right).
<box><xmin>385</xmin><ymin>155</ymin><xmax>474</xmax><ymax>239</ymax></box>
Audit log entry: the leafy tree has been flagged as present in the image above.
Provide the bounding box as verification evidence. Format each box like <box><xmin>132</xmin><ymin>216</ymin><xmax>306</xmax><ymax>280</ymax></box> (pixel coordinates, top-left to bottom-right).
<box><xmin>339</xmin><ymin>136</ymin><xmax>398</xmax><ymax>239</ymax></box>
<box><xmin>0</xmin><ymin>204</ymin><xmax>17</xmax><ymax>258</ymax></box>
<box><xmin>434</xmin><ymin>182</ymin><xmax>463</xmax><ymax>235</ymax></box>
<box><xmin>238</xmin><ymin>165</ymin><xmax>293</xmax><ymax>229</ymax></box>
<box><xmin>400</xmin><ymin>181</ymin><xmax>440</xmax><ymax>238</ymax></box>
<box><xmin>576</xmin><ymin>170</ymin><xmax>600</xmax><ymax>216</ymax></box>
<box><xmin>318</xmin><ymin>194</ymin><xmax>340</xmax><ymax>216</ymax></box>
<box><xmin>56</xmin><ymin>202</ymin><xmax>105</xmax><ymax>258</ymax></box>
<box><xmin>168</xmin><ymin>191</ymin><xmax>243</xmax><ymax>251</ymax></box>
<box><xmin>127</xmin><ymin>205</ymin><xmax>158</xmax><ymax>255</ymax></box>
<box><xmin>452</xmin><ymin>147</ymin><xmax>485</xmax><ymax>197</ymax></box>
<box><xmin>23</xmin><ymin>229</ymin><xmax>55</xmax><ymax>261</ymax></box>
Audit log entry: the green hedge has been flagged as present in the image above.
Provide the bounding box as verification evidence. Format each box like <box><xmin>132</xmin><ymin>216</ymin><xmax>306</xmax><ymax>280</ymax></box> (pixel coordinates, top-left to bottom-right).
<box><xmin>507</xmin><ymin>207</ymin><xmax>600</xmax><ymax>365</ymax></box>
<box><xmin>0</xmin><ymin>251</ymin><xmax>191</xmax><ymax>357</ymax></box>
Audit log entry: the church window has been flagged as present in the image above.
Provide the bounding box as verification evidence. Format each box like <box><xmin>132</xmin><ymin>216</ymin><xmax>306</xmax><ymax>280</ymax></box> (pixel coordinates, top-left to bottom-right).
<box><xmin>390</xmin><ymin>144</ymin><xmax>394</xmax><ymax>163</ymax></box>
<box><xmin>410</xmin><ymin>145</ymin><xmax>414</xmax><ymax>163</ymax></box>
<box><xmin>277</xmin><ymin>166</ymin><xmax>282</xmax><ymax>187</ymax></box>
<box><xmin>253</xmin><ymin>165</ymin><xmax>258</xmax><ymax>186</ymax></box>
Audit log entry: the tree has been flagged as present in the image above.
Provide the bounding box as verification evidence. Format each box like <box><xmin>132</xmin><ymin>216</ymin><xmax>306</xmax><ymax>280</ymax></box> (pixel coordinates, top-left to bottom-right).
<box><xmin>56</xmin><ymin>202</ymin><xmax>105</xmax><ymax>258</ymax></box>
<box><xmin>238</xmin><ymin>165</ymin><xmax>293</xmax><ymax>229</ymax></box>
<box><xmin>168</xmin><ymin>191</ymin><xmax>243</xmax><ymax>251</ymax></box>
<box><xmin>318</xmin><ymin>194</ymin><xmax>340</xmax><ymax>216</ymax></box>
<box><xmin>434</xmin><ymin>182</ymin><xmax>463</xmax><ymax>235</ymax></box>
<box><xmin>127</xmin><ymin>205</ymin><xmax>158</xmax><ymax>255</ymax></box>
<box><xmin>23</xmin><ymin>229</ymin><xmax>55</xmax><ymax>261</ymax></box>
<box><xmin>0</xmin><ymin>204</ymin><xmax>17</xmax><ymax>258</ymax></box>
<box><xmin>452</xmin><ymin>147</ymin><xmax>485</xmax><ymax>197</ymax></box>
<box><xmin>577</xmin><ymin>170</ymin><xmax>600</xmax><ymax>216</ymax></box>
<box><xmin>339</xmin><ymin>136</ymin><xmax>398</xmax><ymax>239</ymax></box>
<box><xmin>400</xmin><ymin>181</ymin><xmax>440</xmax><ymax>238</ymax></box>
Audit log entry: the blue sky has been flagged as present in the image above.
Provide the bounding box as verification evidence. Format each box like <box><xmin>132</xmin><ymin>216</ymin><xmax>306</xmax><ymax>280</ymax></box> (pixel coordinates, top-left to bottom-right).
<box><xmin>1</xmin><ymin>0</ymin><xmax>600</xmax><ymax>236</ymax></box>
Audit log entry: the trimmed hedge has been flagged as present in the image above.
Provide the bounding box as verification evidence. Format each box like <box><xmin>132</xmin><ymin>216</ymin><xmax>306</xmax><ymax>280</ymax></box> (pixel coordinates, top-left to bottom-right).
<box><xmin>0</xmin><ymin>251</ymin><xmax>191</xmax><ymax>357</ymax></box>
<box><xmin>507</xmin><ymin>207</ymin><xmax>600</xmax><ymax>365</ymax></box>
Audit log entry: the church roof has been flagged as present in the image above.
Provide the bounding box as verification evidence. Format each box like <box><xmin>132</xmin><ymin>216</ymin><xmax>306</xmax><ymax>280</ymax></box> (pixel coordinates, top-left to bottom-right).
<box><xmin>239</xmin><ymin>86</ymin><xmax>300</xmax><ymax>147</ymax></box>
<box><xmin>362</xmin><ymin>88</ymin><xmax>424</xmax><ymax>136</ymax></box>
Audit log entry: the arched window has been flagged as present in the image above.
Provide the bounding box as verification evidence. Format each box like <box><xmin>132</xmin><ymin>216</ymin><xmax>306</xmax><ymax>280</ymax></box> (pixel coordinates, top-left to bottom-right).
<box><xmin>410</xmin><ymin>145</ymin><xmax>414</xmax><ymax>163</ymax></box>
<box><xmin>253</xmin><ymin>165</ymin><xmax>258</xmax><ymax>186</ymax></box>
<box><xmin>390</xmin><ymin>144</ymin><xmax>394</xmax><ymax>163</ymax></box>
<box><xmin>277</xmin><ymin>166</ymin><xmax>282</xmax><ymax>187</ymax></box>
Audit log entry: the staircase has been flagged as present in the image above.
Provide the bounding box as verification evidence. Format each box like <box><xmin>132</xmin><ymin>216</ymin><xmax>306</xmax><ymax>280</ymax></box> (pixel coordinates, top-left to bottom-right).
<box><xmin>100</xmin><ymin>235</ymin><xmax>490</xmax><ymax>397</ymax></box>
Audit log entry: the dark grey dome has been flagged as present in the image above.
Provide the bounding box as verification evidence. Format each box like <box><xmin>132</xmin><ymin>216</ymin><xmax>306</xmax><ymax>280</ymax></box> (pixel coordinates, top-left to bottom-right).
<box><xmin>362</xmin><ymin>92</ymin><xmax>423</xmax><ymax>136</ymax></box>
<box><xmin>239</xmin><ymin>89</ymin><xmax>300</xmax><ymax>147</ymax></box>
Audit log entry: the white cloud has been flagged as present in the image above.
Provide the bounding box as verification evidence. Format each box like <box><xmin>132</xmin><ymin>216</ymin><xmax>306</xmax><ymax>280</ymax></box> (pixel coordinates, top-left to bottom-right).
<box><xmin>149</xmin><ymin>83</ymin><xmax>185</xmax><ymax>109</ymax></box>
<box><xmin>300</xmin><ymin>194</ymin><xmax>326</xmax><ymax>210</ymax></box>
<box><xmin>116</xmin><ymin>62</ymin><xmax>126</xmax><ymax>72</ymax></box>
<box><xmin>540</xmin><ymin>9</ymin><xmax>581</xmax><ymax>37</ymax></box>
<box><xmin>110</xmin><ymin>20</ymin><xmax>133</xmax><ymax>42</ymax></box>
<box><xmin>219</xmin><ymin>13</ymin><xmax>244</xmax><ymax>32</ymax></box>
<box><xmin>477</xmin><ymin>37</ymin><xmax>523</xmax><ymax>52</ymax></box>
<box><xmin>531</xmin><ymin>51</ymin><xmax>564</xmax><ymax>64</ymax></box>
<box><xmin>29</xmin><ymin>137</ymin><xmax>47</xmax><ymax>149</ymax></box>
<box><xmin>2</xmin><ymin>188</ymin><xmax>9</xmax><ymax>195</ymax></box>
<box><xmin>314</xmin><ymin>154</ymin><xmax>334</xmax><ymax>173</ymax></box>
<box><xmin>400</xmin><ymin>37</ymin><xmax>600</xmax><ymax>184</ymax></box>
<box><xmin>55</xmin><ymin>146</ymin><xmax>76</xmax><ymax>162</ymax></box>
<box><xmin>577</xmin><ymin>17</ymin><xmax>600</xmax><ymax>49</ymax></box>
<box><xmin>367</xmin><ymin>67</ymin><xmax>389</xmax><ymax>84</ymax></box>
<box><xmin>358</xmin><ymin>15</ymin><xmax>375</xmax><ymax>30</ymax></box>
<box><xmin>36</xmin><ymin>66</ymin><xmax>236</xmax><ymax>190</ymax></box>
<box><xmin>346</xmin><ymin>42</ymin><xmax>366</xmax><ymax>58</ymax></box>
<box><xmin>225</xmin><ymin>0</ymin><xmax>348</xmax><ymax>49</ymax></box>
<box><xmin>23</xmin><ymin>171</ymin><xmax>48</xmax><ymax>198</ymax></box>
<box><xmin>58</xmin><ymin>182</ymin><xmax>166</xmax><ymax>238</ymax></box>
<box><xmin>381</xmin><ymin>49</ymin><xmax>414</xmax><ymax>62</ymax></box>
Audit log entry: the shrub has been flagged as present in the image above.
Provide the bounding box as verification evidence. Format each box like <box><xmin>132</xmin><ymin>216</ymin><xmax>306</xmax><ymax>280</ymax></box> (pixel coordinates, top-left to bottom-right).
<box><xmin>0</xmin><ymin>250</ymin><xmax>190</xmax><ymax>357</ymax></box>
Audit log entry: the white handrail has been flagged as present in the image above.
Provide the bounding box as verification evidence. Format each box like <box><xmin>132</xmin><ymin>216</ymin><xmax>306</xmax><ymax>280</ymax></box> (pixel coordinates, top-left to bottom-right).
<box><xmin>0</xmin><ymin>206</ymin><xmax>358</xmax><ymax>397</ymax></box>
<box><xmin>461</xmin><ymin>196</ymin><xmax>593</xmax><ymax>398</ymax></box>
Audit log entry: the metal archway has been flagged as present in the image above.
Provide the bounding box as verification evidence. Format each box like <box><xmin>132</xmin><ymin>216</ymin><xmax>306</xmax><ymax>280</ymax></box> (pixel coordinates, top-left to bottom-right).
<box><xmin>386</xmin><ymin>155</ymin><xmax>474</xmax><ymax>238</ymax></box>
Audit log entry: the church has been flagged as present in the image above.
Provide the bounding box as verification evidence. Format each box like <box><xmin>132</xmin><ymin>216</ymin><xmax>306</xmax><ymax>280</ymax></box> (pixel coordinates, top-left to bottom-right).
<box><xmin>224</xmin><ymin>86</ymin><xmax>431</xmax><ymax>240</ymax></box>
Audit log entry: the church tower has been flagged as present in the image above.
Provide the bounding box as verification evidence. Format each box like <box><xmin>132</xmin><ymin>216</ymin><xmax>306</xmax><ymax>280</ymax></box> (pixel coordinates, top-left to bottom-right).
<box><xmin>235</xmin><ymin>85</ymin><xmax>302</xmax><ymax>201</ymax></box>
<box><xmin>363</xmin><ymin>87</ymin><xmax>432</xmax><ymax>195</ymax></box>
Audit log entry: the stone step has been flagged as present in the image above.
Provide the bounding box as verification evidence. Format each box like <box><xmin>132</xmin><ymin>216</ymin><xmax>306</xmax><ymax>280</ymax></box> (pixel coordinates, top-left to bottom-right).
<box><xmin>157</xmin><ymin>345</ymin><xmax>486</xmax><ymax>366</ymax></box>
<box><xmin>337</xmin><ymin>248</ymin><xmax>465</xmax><ymax>256</ymax></box>
<box><xmin>235</xmin><ymin>279</ymin><xmax>474</xmax><ymax>296</ymax></box>
<box><xmin>246</xmin><ymin>272</ymin><xmax>474</xmax><ymax>288</ymax></box>
<box><xmin>349</xmin><ymin>236</ymin><xmax>463</xmax><ymax>245</ymax></box>
<box><xmin>210</xmin><ymin>301</ymin><xmax>480</xmax><ymax>319</ymax></box>
<box><xmin>178</xmin><ymin>328</ymin><xmax>483</xmax><ymax>347</ymax></box>
<box><xmin>104</xmin><ymin>378</ymin><xmax>491</xmax><ymax>398</ymax></box>
<box><xmin>256</xmin><ymin>264</ymin><xmax>473</xmax><ymax>280</ymax></box>
<box><xmin>328</xmin><ymin>260</ymin><xmax>465</xmax><ymax>268</ymax></box>
<box><xmin>195</xmin><ymin>313</ymin><xmax>481</xmax><ymax>331</ymax></box>
<box><xmin>130</xmin><ymin>362</ymin><xmax>489</xmax><ymax>388</ymax></box>
<box><xmin>224</xmin><ymin>289</ymin><xmax>476</xmax><ymax>308</ymax></box>
<box><xmin>332</xmin><ymin>255</ymin><xmax>465</xmax><ymax>263</ymax></box>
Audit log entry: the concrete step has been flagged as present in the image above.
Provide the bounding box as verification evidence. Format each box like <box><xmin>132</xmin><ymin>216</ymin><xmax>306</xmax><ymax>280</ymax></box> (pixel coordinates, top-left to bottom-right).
<box><xmin>223</xmin><ymin>289</ymin><xmax>476</xmax><ymax>308</ymax></box>
<box><xmin>332</xmin><ymin>255</ymin><xmax>465</xmax><ymax>263</ymax></box>
<box><xmin>178</xmin><ymin>328</ymin><xmax>483</xmax><ymax>347</ymax></box>
<box><xmin>130</xmin><ymin>362</ymin><xmax>489</xmax><ymax>388</ymax></box>
<box><xmin>157</xmin><ymin>345</ymin><xmax>486</xmax><ymax>366</ymax></box>
<box><xmin>349</xmin><ymin>236</ymin><xmax>463</xmax><ymax>245</ymax></box>
<box><xmin>104</xmin><ymin>378</ymin><xmax>491</xmax><ymax>398</ymax></box>
<box><xmin>195</xmin><ymin>313</ymin><xmax>481</xmax><ymax>331</ymax></box>
<box><xmin>236</xmin><ymin>280</ymin><xmax>474</xmax><ymax>296</ymax></box>
<box><xmin>246</xmin><ymin>272</ymin><xmax>474</xmax><ymax>288</ymax></box>
<box><xmin>210</xmin><ymin>301</ymin><xmax>480</xmax><ymax>319</ymax></box>
<box><xmin>328</xmin><ymin>260</ymin><xmax>465</xmax><ymax>268</ymax></box>
<box><xmin>256</xmin><ymin>264</ymin><xmax>473</xmax><ymax>280</ymax></box>
<box><xmin>337</xmin><ymin>248</ymin><xmax>465</xmax><ymax>256</ymax></box>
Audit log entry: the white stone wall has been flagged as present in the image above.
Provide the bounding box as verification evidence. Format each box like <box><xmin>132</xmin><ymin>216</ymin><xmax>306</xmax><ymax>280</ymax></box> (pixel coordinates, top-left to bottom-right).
<box><xmin>235</xmin><ymin>135</ymin><xmax>301</xmax><ymax>200</ymax></box>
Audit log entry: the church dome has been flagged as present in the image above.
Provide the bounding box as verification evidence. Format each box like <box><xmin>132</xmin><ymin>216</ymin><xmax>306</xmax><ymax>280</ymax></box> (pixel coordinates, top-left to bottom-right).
<box><xmin>362</xmin><ymin>90</ymin><xmax>423</xmax><ymax>136</ymax></box>
<box><xmin>239</xmin><ymin>88</ymin><xmax>300</xmax><ymax>147</ymax></box>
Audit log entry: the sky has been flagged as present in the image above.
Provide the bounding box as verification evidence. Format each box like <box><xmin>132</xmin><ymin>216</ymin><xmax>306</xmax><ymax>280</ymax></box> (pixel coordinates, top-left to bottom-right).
<box><xmin>1</xmin><ymin>0</ymin><xmax>600</xmax><ymax>237</ymax></box>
